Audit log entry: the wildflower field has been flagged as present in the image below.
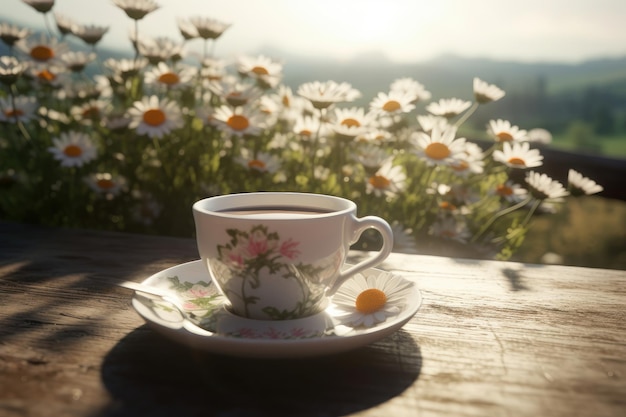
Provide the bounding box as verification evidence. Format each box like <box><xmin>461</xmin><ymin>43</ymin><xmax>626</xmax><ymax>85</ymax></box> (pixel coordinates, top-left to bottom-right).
<box><xmin>1</xmin><ymin>0</ymin><xmax>605</xmax><ymax>261</ymax></box>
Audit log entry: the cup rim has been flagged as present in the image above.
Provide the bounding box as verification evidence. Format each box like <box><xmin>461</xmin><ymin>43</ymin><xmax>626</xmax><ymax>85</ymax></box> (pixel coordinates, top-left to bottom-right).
<box><xmin>192</xmin><ymin>192</ymin><xmax>356</xmax><ymax>219</ymax></box>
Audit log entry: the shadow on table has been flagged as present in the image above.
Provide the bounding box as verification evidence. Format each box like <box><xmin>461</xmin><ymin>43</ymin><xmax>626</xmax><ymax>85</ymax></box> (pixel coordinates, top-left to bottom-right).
<box><xmin>98</xmin><ymin>325</ymin><xmax>422</xmax><ymax>417</ymax></box>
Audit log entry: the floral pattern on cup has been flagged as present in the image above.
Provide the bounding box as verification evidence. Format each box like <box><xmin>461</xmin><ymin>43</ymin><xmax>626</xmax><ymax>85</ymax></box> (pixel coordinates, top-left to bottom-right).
<box><xmin>211</xmin><ymin>224</ymin><xmax>328</xmax><ymax>320</ymax></box>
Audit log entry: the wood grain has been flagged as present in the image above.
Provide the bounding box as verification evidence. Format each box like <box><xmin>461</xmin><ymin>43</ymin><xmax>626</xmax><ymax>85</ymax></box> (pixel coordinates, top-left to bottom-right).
<box><xmin>1</xmin><ymin>221</ymin><xmax>625</xmax><ymax>416</ymax></box>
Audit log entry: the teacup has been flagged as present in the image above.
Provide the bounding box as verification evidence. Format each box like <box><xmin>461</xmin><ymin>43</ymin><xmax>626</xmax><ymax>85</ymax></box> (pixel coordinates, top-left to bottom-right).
<box><xmin>192</xmin><ymin>192</ymin><xmax>393</xmax><ymax>320</ymax></box>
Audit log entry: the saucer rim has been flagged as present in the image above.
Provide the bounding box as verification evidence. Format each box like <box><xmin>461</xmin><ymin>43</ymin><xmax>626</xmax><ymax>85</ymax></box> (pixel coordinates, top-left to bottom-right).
<box><xmin>131</xmin><ymin>260</ymin><xmax>422</xmax><ymax>358</ymax></box>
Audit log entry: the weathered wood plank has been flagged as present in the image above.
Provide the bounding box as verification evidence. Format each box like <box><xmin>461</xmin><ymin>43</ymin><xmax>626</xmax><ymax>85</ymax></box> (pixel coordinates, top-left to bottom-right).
<box><xmin>1</xmin><ymin>222</ymin><xmax>625</xmax><ymax>417</ymax></box>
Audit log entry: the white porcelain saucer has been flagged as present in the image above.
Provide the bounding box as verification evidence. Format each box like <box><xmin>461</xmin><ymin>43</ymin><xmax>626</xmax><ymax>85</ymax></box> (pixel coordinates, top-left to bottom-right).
<box><xmin>130</xmin><ymin>260</ymin><xmax>422</xmax><ymax>358</ymax></box>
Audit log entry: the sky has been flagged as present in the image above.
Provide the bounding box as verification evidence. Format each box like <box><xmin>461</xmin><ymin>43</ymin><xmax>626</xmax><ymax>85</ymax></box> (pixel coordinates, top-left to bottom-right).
<box><xmin>3</xmin><ymin>0</ymin><xmax>626</xmax><ymax>64</ymax></box>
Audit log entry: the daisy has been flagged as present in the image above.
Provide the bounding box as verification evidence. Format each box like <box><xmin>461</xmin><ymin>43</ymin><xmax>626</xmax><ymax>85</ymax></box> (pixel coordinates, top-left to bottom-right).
<box><xmin>70</xmin><ymin>99</ymin><xmax>109</xmax><ymax>124</ymax></box>
<box><xmin>493</xmin><ymin>142</ymin><xmax>543</xmax><ymax>169</ymax></box>
<box><xmin>236</xmin><ymin>54</ymin><xmax>282</xmax><ymax>88</ymax></box>
<box><xmin>429</xmin><ymin>217</ymin><xmax>471</xmax><ymax>243</ymax></box>
<box><xmin>411</xmin><ymin>126</ymin><xmax>467</xmax><ymax>167</ymax></box>
<box><xmin>473</xmin><ymin>77</ymin><xmax>505</xmax><ymax>104</ymax></box>
<box><xmin>72</xmin><ymin>24</ymin><xmax>109</xmax><ymax>46</ymax></box>
<box><xmin>211</xmin><ymin>104</ymin><xmax>266</xmax><ymax>137</ymax></box>
<box><xmin>104</xmin><ymin>114</ymin><xmax>132</xmax><ymax>132</ymax></box>
<box><xmin>234</xmin><ymin>149</ymin><xmax>280</xmax><ymax>174</ymax></box>
<box><xmin>426</xmin><ymin>98</ymin><xmax>472</xmax><ymax>118</ymax></box>
<box><xmin>527</xmin><ymin>128</ymin><xmax>552</xmax><ymax>144</ymax></box>
<box><xmin>48</xmin><ymin>131</ymin><xmax>98</xmax><ymax>168</ymax></box>
<box><xmin>206</xmin><ymin>75</ymin><xmax>262</xmax><ymax>107</ymax></box>
<box><xmin>112</xmin><ymin>0</ymin><xmax>160</xmax><ymax>20</ymax></box>
<box><xmin>493</xmin><ymin>181</ymin><xmax>528</xmax><ymax>203</ymax></box>
<box><xmin>369</xmin><ymin>91</ymin><xmax>416</xmax><ymax>117</ymax></box>
<box><xmin>366</xmin><ymin>159</ymin><xmax>407</xmax><ymax>198</ymax></box>
<box><xmin>449</xmin><ymin>141</ymin><xmax>484</xmax><ymax>176</ymax></box>
<box><xmin>416</xmin><ymin>114</ymin><xmax>450</xmax><ymax>133</ymax></box>
<box><xmin>60</xmin><ymin>51</ymin><xmax>96</xmax><ymax>73</ymax></box>
<box><xmin>0</xmin><ymin>96</ymin><xmax>38</xmax><ymax>124</ymax></box>
<box><xmin>292</xmin><ymin>114</ymin><xmax>329</xmax><ymax>139</ymax></box>
<box><xmin>391</xmin><ymin>222</ymin><xmax>418</xmax><ymax>254</ymax></box>
<box><xmin>332</xmin><ymin>272</ymin><xmax>414</xmax><ymax>328</ymax></box>
<box><xmin>53</xmin><ymin>12</ymin><xmax>75</xmax><ymax>37</ymax></box>
<box><xmin>16</xmin><ymin>33</ymin><xmax>69</xmax><ymax>64</ymax></box>
<box><xmin>0</xmin><ymin>23</ymin><xmax>31</xmax><ymax>47</ymax></box>
<box><xmin>487</xmin><ymin>119</ymin><xmax>528</xmax><ymax>143</ymax></box>
<box><xmin>144</xmin><ymin>62</ymin><xmax>196</xmax><ymax>90</ymax></box>
<box><xmin>127</xmin><ymin>95</ymin><xmax>184</xmax><ymax>139</ymax></box>
<box><xmin>104</xmin><ymin>57</ymin><xmax>148</xmax><ymax>81</ymax></box>
<box><xmin>137</xmin><ymin>36</ymin><xmax>185</xmax><ymax>64</ymax></box>
<box><xmin>176</xmin><ymin>18</ymin><xmax>198</xmax><ymax>40</ymax></box>
<box><xmin>21</xmin><ymin>0</ymin><xmax>55</xmax><ymax>13</ymax></box>
<box><xmin>189</xmin><ymin>16</ymin><xmax>231</xmax><ymax>40</ymax></box>
<box><xmin>356</xmin><ymin>129</ymin><xmax>392</xmax><ymax>145</ymax></box>
<box><xmin>331</xmin><ymin>107</ymin><xmax>373</xmax><ymax>138</ymax></box>
<box><xmin>199</xmin><ymin>58</ymin><xmax>226</xmax><ymax>82</ymax></box>
<box><xmin>0</xmin><ymin>56</ymin><xmax>27</xmax><ymax>86</ymax></box>
<box><xmin>62</xmin><ymin>79</ymin><xmax>106</xmax><ymax>101</ymax></box>
<box><xmin>131</xmin><ymin>192</ymin><xmax>162</xmax><ymax>225</ymax></box>
<box><xmin>353</xmin><ymin>144</ymin><xmax>389</xmax><ymax>170</ymax></box>
<box><xmin>27</xmin><ymin>64</ymin><xmax>69</xmax><ymax>88</ymax></box>
<box><xmin>84</xmin><ymin>172</ymin><xmax>127</xmax><ymax>198</ymax></box>
<box><xmin>297</xmin><ymin>80</ymin><xmax>361</xmax><ymax>110</ymax></box>
<box><xmin>390</xmin><ymin>77</ymin><xmax>432</xmax><ymax>103</ymax></box>
<box><xmin>567</xmin><ymin>169</ymin><xmax>603</xmax><ymax>196</ymax></box>
<box><xmin>525</xmin><ymin>171</ymin><xmax>569</xmax><ymax>202</ymax></box>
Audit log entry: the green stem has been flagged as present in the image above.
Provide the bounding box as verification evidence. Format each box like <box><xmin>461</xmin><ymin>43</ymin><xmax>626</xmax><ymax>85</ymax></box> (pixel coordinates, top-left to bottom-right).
<box><xmin>471</xmin><ymin>196</ymin><xmax>533</xmax><ymax>243</ymax></box>
<box><xmin>454</xmin><ymin>102</ymin><xmax>479</xmax><ymax>128</ymax></box>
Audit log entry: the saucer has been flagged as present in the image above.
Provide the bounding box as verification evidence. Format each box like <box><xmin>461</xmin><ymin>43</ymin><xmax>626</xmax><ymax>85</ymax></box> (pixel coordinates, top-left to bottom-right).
<box><xmin>130</xmin><ymin>260</ymin><xmax>422</xmax><ymax>358</ymax></box>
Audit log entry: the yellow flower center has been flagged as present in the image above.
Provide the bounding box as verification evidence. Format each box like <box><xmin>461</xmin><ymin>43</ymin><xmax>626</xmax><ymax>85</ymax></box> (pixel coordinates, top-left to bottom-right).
<box><xmin>341</xmin><ymin>118</ymin><xmax>360</xmax><ymax>128</ymax></box>
<box><xmin>299</xmin><ymin>129</ymin><xmax>312</xmax><ymax>137</ymax></box>
<box><xmin>439</xmin><ymin>201</ymin><xmax>456</xmax><ymax>211</ymax></box>
<box><xmin>368</xmin><ymin>175</ymin><xmax>391</xmax><ymax>189</ymax></box>
<box><xmin>248</xmin><ymin>159</ymin><xmax>266</xmax><ymax>170</ymax></box>
<box><xmin>5</xmin><ymin>109</ymin><xmax>24</xmax><ymax>118</ymax></box>
<box><xmin>82</xmin><ymin>107</ymin><xmax>100</xmax><ymax>119</ymax></box>
<box><xmin>252</xmin><ymin>66</ymin><xmax>269</xmax><ymax>75</ymax></box>
<box><xmin>382</xmin><ymin>100</ymin><xmax>401</xmax><ymax>112</ymax></box>
<box><xmin>355</xmin><ymin>288</ymin><xmax>387</xmax><ymax>314</ymax></box>
<box><xmin>496</xmin><ymin>132</ymin><xmax>514</xmax><ymax>142</ymax></box>
<box><xmin>424</xmin><ymin>142</ymin><xmax>451</xmax><ymax>160</ymax></box>
<box><xmin>63</xmin><ymin>145</ymin><xmax>83</xmax><ymax>157</ymax></box>
<box><xmin>31</xmin><ymin>45</ymin><xmax>54</xmax><ymax>61</ymax></box>
<box><xmin>496</xmin><ymin>184</ymin><xmax>513</xmax><ymax>196</ymax></box>
<box><xmin>508</xmin><ymin>157</ymin><xmax>526</xmax><ymax>166</ymax></box>
<box><xmin>158</xmin><ymin>72</ymin><xmax>180</xmax><ymax>85</ymax></box>
<box><xmin>37</xmin><ymin>69</ymin><xmax>56</xmax><ymax>82</ymax></box>
<box><xmin>143</xmin><ymin>109</ymin><xmax>166</xmax><ymax>126</ymax></box>
<box><xmin>96</xmin><ymin>179</ymin><xmax>115</xmax><ymax>190</ymax></box>
<box><xmin>282</xmin><ymin>95</ymin><xmax>290</xmax><ymax>107</ymax></box>
<box><xmin>227</xmin><ymin>114</ymin><xmax>250</xmax><ymax>131</ymax></box>
<box><xmin>451</xmin><ymin>160</ymin><xmax>469</xmax><ymax>171</ymax></box>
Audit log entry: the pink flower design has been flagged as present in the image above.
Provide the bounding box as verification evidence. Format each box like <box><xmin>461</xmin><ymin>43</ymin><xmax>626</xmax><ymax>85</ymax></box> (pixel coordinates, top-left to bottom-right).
<box><xmin>237</xmin><ymin>328</ymin><xmax>259</xmax><ymax>338</ymax></box>
<box><xmin>222</xmin><ymin>247</ymin><xmax>245</xmax><ymax>267</ymax></box>
<box><xmin>263</xmin><ymin>327</ymin><xmax>283</xmax><ymax>339</ymax></box>
<box><xmin>279</xmin><ymin>238</ymin><xmax>300</xmax><ymax>259</ymax></box>
<box><xmin>245</xmin><ymin>235</ymin><xmax>269</xmax><ymax>257</ymax></box>
<box><xmin>185</xmin><ymin>286</ymin><xmax>212</xmax><ymax>298</ymax></box>
<box><xmin>290</xmin><ymin>327</ymin><xmax>308</xmax><ymax>338</ymax></box>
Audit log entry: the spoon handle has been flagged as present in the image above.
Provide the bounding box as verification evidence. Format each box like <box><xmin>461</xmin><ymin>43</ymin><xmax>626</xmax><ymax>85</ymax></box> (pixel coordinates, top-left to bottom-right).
<box><xmin>118</xmin><ymin>281</ymin><xmax>173</xmax><ymax>298</ymax></box>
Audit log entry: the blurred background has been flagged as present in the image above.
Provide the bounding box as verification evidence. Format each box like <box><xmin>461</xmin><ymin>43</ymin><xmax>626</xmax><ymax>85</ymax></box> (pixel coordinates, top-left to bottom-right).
<box><xmin>3</xmin><ymin>0</ymin><xmax>625</xmax><ymax>269</ymax></box>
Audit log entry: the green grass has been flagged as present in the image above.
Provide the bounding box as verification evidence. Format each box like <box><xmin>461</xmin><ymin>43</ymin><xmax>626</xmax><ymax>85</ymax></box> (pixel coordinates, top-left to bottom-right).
<box><xmin>513</xmin><ymin>196</ymin><xmax>626</xmax><ymax>270</ymax></box>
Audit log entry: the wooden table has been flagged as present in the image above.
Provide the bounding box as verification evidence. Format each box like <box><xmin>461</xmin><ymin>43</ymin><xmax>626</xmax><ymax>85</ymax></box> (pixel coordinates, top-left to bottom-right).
<box><xmin>1</xmin><ymin>221</ymin><xmax>625</xmax><ymax>417</ymax></box>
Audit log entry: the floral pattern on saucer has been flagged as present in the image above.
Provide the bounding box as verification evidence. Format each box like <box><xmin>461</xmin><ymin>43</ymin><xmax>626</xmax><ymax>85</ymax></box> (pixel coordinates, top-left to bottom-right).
<box><xmin>136</xmin><ymin>261</ymin><xmax>419</xmax><ymax>343</ymax></box>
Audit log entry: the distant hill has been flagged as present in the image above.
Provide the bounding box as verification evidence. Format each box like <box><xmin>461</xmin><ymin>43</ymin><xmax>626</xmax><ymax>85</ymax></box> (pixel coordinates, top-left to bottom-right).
<box><xmin>256</xmin><ymin>46</ymin><xmax>626</xmax><ymax>103</ymax></box>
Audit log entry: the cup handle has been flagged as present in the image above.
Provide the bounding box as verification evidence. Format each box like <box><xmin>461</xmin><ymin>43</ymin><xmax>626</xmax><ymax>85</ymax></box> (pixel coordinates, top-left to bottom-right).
<box><xmin>326</xmin><ymin>215</ymin><xmax>394</xmax><ymax>295</ymax></box>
